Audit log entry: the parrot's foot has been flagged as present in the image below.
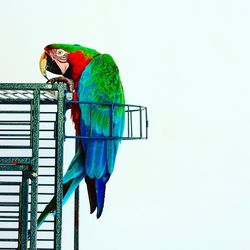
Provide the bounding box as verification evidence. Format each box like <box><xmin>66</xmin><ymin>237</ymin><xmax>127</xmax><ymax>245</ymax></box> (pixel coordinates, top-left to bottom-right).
<box><xmin>47</xmin><ymin>76</ymin><xmax>74</xmax><ymax>92</ymax></box>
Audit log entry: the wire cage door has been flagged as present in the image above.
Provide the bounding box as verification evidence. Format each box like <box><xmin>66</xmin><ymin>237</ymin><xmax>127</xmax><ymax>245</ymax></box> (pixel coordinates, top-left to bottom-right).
<box><xmin>0</xmin><ymin>164</ymin><xmax>29</xmax><ymax>250</ymax></box>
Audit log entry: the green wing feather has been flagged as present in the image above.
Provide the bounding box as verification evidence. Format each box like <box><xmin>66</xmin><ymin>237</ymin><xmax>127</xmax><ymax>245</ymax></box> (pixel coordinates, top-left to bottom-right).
<box><xmin>78</xmin><ymin>54</ymin><xmax>125</xmax><ymax>137</ymax></box>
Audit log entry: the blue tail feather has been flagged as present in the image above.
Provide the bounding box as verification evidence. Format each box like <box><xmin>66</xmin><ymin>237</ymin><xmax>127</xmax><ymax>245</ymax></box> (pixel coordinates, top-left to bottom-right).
<box><xmin>95</xmin><ymin>169</ymin><xmax>110</xmax><ymax>219</ymax></box>
<box><xmin>95</xmin><ymin>178</ymin><xmax>106</xmax><ymax>219</ymax></box>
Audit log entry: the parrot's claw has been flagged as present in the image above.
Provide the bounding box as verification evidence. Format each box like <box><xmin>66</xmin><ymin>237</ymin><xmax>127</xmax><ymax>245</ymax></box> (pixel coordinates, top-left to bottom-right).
<box><xmin>47</xmin><ymin>76</ymin><xmax>74</xmax><ymax>92</ymax></box>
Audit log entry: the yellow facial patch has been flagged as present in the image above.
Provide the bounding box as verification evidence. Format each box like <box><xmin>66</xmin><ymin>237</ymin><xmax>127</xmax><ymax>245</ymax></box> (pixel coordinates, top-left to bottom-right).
<box><xmin>39</xmin><ymin>52</ymin><xmax>48</xmax><ymax>79</ymax></box>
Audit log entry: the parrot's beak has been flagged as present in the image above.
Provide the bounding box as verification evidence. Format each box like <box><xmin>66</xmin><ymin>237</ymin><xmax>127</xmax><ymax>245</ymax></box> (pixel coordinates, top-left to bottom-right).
<box><xmin>39</xmin><ymin>52</ymin><xmax>49</xmax><ymax>80</ymax></box>
<box><xmin>40</xmin><ymin>51</ymin><xmax>63</xmax><ymax>78</ymax></box>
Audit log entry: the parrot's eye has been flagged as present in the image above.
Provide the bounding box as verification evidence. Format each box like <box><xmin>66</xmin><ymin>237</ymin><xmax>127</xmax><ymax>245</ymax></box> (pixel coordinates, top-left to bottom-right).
<box><xmin>56</xmin><ymin>49</ymin><xmax>66</xmax><ymax>56</ymax></box>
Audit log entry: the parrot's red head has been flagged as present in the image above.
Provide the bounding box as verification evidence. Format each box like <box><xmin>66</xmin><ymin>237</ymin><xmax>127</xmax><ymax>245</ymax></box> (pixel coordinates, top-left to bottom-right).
<box><xmin>40</xmin><ymin>43</ymin><xmax>99</xmax><ymax>88</ymax></box>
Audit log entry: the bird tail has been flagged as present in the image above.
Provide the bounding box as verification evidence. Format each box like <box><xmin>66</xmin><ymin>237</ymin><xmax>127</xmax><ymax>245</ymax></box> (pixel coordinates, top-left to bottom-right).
<box><xmin>95</xmin><ymin>177</ymin><xmax>107</xmax><ymax>218</ymax></box>
<box><xmin>85</xmin><ymin>170</ymin><xmax>110</xmax><ymax>219</ymax></box>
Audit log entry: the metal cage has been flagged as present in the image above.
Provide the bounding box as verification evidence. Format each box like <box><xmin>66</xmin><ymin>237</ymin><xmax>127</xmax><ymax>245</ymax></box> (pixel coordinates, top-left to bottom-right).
<box><xmin>0</xmin><ymin>83</ymin><xmax>65</xmax><ymax>250</ymax></box>
<box><xmin>0</xmin><ymin>83</ymin><xmax>148</xmax><ymax>250</ymax></box>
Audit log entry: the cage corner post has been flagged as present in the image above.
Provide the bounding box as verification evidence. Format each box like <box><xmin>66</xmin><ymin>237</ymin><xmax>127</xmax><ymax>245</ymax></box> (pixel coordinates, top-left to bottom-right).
<box><xmin>54</xmin><ymin>83</ymin><xmax>66</xmax><ymax>250</ymax></box>
<box><xmin>29</xmin><ymin>88</ymin><xmax>40</xmax><ymax>250</ymax></box>
<box><xmin>74</xmin><ymin>139</ymin><xmax>80</xmax><ymax>250</ymax></box>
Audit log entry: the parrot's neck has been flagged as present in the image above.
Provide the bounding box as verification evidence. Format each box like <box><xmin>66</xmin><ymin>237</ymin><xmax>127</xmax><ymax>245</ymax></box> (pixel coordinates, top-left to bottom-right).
<box><xmin>68</xmin><ymin>50</ymin><xmax>98</xmax><ymax>135</ymax></box>
<box><xmin>68</xmin><ymin>51</ymin><xmax>90</xmax><ymax>88</ymax></box>
<box><xmin>68</xmin><ymin>50</ymin><xmax>98</xmax><ymax>89</ymax></box>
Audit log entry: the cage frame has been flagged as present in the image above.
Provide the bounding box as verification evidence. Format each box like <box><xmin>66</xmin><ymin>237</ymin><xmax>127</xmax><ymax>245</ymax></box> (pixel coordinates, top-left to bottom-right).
<box><xmin>0</xmin><ymin>82</ymin><xmax>148</xmax><ymax>249</ymax></box>
<box><xmin>0</xmin><ymin>83</ymin><xmax>66</xmax><ymax>250</ymax></box>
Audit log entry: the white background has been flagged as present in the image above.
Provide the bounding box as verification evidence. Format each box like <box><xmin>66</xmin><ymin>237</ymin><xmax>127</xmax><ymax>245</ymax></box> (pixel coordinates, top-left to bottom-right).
<box><xmin>1</xmin><ymin>0</ymin><xmax>250</xmax><ymax>249</ymax></box>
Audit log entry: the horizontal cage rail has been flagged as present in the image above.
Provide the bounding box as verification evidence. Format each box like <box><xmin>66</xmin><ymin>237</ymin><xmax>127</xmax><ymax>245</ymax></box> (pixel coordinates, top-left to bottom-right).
<box><xmin>65</xmin><ymin>101</ymin><xmax>148</xmax><ymax>140</ymax></box>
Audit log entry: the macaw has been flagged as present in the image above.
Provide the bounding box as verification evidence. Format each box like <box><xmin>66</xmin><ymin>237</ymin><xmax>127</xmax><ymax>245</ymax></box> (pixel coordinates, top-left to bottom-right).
<box><xmin>38</xmin><ymin>44</ymin><xmax>125</xmax><ymax>227</ymax></box>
